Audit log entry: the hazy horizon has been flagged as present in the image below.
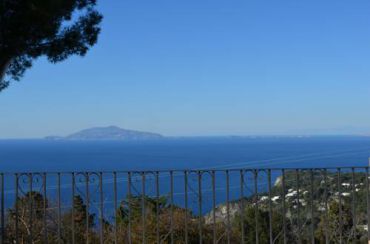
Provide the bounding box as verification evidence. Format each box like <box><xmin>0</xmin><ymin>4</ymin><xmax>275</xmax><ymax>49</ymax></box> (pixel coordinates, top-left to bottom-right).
<box><xmin>1</xmin><ymin>125</ymin><xmax>370</xmax><ymax>139</ymax></box>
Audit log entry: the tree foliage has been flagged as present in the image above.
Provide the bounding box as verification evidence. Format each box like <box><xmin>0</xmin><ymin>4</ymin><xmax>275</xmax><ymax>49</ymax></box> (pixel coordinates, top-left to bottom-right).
<box><xmin>0</xmin><ymin>0</ymin><xmax>102</xmax><ymax>91</ymax></box>
<box><xmin>233</xmin><ymin>206</ymin><xmax>289</xmax><ymax>243</ymax></box>
<box><xmin>4</xmin><ymin>187</ymin><xmax>368</xmax><ymax>243</ymax></box>
<box><xmin>315</xmin><ymin>200</ymin><xmax>366</xmax><ymax>243</ymax></box>
<box><xmin>5</xmin><ymin>191</ymin><xmax>48</xmax><ymax>243</ymax></box>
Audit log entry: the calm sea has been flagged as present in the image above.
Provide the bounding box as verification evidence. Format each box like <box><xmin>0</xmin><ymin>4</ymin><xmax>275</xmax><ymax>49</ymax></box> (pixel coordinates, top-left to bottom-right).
<box><xmin>0</xmin><ymin>136</ymin><xmax>370</xmax><ymax>172</ymax></box>
<box><xmin>0</xmin><ymin>136</ymin><xmax>370</xmax><ymax>215</ymax></box>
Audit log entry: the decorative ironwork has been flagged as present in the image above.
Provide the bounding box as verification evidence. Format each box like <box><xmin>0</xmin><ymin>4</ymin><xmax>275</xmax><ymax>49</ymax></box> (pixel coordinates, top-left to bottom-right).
<box><xmin>0</xmin><ymin>167</ymin><xmax>369</xmax><ymax>243</ymax></box>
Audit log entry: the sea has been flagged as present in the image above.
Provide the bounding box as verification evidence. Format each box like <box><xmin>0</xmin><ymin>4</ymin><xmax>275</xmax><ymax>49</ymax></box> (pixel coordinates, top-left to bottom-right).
<box><xmin>1</xmin><ymin>136</ymin><xmax>370</xmax><ymax>172</ymax></box>
<box><xmin>0</xmin><ymin>136</ymin><xmax>370</xmax><ymax>216</ymax></box>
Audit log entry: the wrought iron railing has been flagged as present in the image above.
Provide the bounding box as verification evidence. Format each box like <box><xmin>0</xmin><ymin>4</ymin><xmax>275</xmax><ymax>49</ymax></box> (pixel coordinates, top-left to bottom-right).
<box><xmin>0</xmin><ymin>167</ymin><xmax>369</xmax><ymax>243</ymax></box>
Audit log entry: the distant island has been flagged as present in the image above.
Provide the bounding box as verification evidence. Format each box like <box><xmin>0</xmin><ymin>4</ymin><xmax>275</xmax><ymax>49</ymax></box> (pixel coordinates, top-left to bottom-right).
<box><xmin>45</xmin><ymin>126</ymin><xmax>164</xmax><ymax>141</ymax></box>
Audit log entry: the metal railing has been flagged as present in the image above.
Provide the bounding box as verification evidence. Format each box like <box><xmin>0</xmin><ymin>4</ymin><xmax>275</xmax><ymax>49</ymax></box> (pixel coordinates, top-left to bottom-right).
<box><xmin>0</xmin><ymin>167</ymin><xmax>369</xmax><ymax>243</ymax></box>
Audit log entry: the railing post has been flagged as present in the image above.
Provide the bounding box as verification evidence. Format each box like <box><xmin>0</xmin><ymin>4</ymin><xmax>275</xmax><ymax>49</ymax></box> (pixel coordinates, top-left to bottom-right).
<box><xmin>0</xmin><ymin>173</ymin><xmax>4</xmax><ymax>244</ymax></box>
<box><xmin>43</xmin><ymin>173</ymin><xmax>48</xmax><ymax>244</ymax></box>
<box><xmin>367</xmin><ymin>166</ymin><xmax>370</xmax><ymax>243</ymax></box>
<box><xmin>85</xmin><ymin>173</ymin><xmax>89</xmax><ymax>244</ymax></box>
<box><xmin>57</xmin><ymin>173</ymin><xmax>61</xmax><ymax>244</ymax></box>
<box><xmin>29</xmin><ymin>173</ymin><xmax>33</xmax><ymax>244</ymax></box>
<box><xmin>296</xmin><ymin>169</ymin><xmax>301</xmax><ymax>244</ymax></box>
<box><xmin>338</xmin><ymin>168</ymin><xmax>342</xmax><ymax>244</ymax></box>
<box><xmin>212</xmin><ymin>170</ymin><xmax>217</xmax><ymax>244</ymax></box>
<box><xmin>198</xmin><ymin>171</ymin><xmax>203</xmax><ymax>244</ymax></box>
<box><xmin>240</xmin><ymin>170</ymin><xmax>245</xmax><ymax>244</ymax></box>
<box><xmin>127</xmin><ymin>172</ymin><xmax>132</xmax><ymax>244</ymax></box>
<box><xmin>268</xmin><ymin>169</ymin><xmax>273</xmax><ymax>244</ymax></box>
<box><xmin>72</xmin><ymin>173</ymin><xmax>75</xmax><ymax>244</ymax></box>
<box><xmin>141</xmin><ymin>172</ymin><xmax>146</xmax><ymax>244</ymax></box>
<box><xmin>282</xmin><ymin>169</ymin><xmax>287</xmax><ymax>244</ymax></box>
<box><xmin>254</xmin><ymin>169</ymin><xmax>259</xmax><ymax>244</ymax></box>
<box><xmin>226</xmin><ymin>170</ymin><xmax>230</xmax><ymax>244</ymax></box>
<box><xmin>310</xmin><ymin>169</ymin><xmax>314</xmax><ymax>244</ymax></box>
<box><xmin>184</xmin><ymin>171</ymin><xmax>188</xmax><ymax>244</ymax></box>
<box><xmin>351</xmin><ymin>168</ymin><xmax>356</xmax><ymax>240</ymax></box>
<box><xmin>155</xmin><ymin>172</ymin><xmax>160</xmax><ymax>244</ymax></box>
<box><xmin>170</xmin><ymin>171</ymin><xmax>174</xmax><ymax>244</ymax></box>
<box><xmin>15</xmin><ymin>173</ymin><xmax>19</xmax><ymax>244</ymax></box>
<box><xmin>323</xmin><ymin>169</ymin><xmax>328</xmax><ymax>244</ymax></box>
<box><xmin>99</xmin><ymin>172</ymin><xmax>104</xmax><ymax>244</ymax></box>
<box><xmin>113</xmin><ymin>172</ymin><xmax>118</xmax><ymax>244</ymax></box>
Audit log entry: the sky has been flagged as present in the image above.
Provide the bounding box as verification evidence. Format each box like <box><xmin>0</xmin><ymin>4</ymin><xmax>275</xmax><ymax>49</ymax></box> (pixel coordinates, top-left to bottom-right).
<box><xmin>1</xmin><ymin>0</ymin><xmax>370</xmax><ymax>138</ymax></box>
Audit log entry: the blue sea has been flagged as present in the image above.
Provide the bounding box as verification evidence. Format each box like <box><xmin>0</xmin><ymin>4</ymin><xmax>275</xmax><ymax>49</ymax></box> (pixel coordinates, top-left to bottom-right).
<box><xmin>1</xmin><ymin>136</ymin><xmax>370</xmax><ymax>172</ymax></box>
<box><xmin>0</xmin><ymin>136</ymin><xmax>370</xmax><ymax>216</ymax></box>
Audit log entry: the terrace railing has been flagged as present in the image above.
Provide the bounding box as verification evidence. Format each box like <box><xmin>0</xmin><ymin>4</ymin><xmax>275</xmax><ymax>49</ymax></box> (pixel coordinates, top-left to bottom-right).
<box><xmin>0</xmin><ymin>167</ymin><xmax>369</xmax><ymax>243</ymax></box>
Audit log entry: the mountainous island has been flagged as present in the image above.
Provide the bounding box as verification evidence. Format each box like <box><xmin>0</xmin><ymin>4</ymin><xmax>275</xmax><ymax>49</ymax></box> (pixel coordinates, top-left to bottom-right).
<box><xmin>45</xmin><ymin>126</ymin><xmax>164</xmax><ymax>141</ymax></box>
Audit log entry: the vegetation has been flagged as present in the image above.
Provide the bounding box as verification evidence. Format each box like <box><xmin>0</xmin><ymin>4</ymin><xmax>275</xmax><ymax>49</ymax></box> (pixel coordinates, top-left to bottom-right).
<box><xmin>0</xmin><ymin>0</ymin><xmax>102</xmax><ymax>91</ymax></box>
<box><xmin>3</xmin><ymin>170</ymin><xmax>369</xmax><ymax>243</ymax></box>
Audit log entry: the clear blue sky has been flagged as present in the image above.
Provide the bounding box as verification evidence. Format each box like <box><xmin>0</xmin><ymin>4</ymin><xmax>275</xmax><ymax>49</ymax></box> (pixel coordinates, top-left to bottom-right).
<box><xmin>1</xmin><ymin>0</ymin><xmax>370</xmax><ymax>138</ymax></box>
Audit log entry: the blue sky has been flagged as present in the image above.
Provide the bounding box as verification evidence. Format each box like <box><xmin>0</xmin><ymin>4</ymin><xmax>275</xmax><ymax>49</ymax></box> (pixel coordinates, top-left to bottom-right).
<box><xmin>1</xmin><ymin>0</ymin><xmax>370</xmax><ymax>138</ymax></box>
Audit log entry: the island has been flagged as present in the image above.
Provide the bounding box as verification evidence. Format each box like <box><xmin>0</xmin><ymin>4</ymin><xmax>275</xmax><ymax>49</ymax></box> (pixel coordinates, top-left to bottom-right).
<box><xmin>45</xmin><ymin>126</ymin><xmax>164</xmax><ymax>141</ymax></box>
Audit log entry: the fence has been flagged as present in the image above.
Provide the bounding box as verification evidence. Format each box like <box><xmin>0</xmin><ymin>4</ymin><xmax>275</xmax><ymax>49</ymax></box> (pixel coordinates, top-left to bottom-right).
<box><xmin>0</xmin><ymin>167</ymin><xmax>369</xmax><ymax>243</ymax></box>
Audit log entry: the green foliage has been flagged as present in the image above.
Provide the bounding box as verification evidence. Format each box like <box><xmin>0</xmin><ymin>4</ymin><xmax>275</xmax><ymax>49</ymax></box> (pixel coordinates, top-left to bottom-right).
<box><xmin>5</xmin><ymin>193</ymin><xmax>98</xmax><ymax>243</ymax></box>
<box><xmin>117</xmin><ymin>194</ymin><xmax>168</xmax><ymax>225</ymax></box>
<box><xmin>61</xmin><ymin>195</ymin><xmax>96</xmax><ymax>243</ymax></box>
<box><xmin>270</xmin><ymin>170</ymin><xmax>369</xmax><ymax>243</ymax></box>
<box><xmin>114</xmin><ymin>194</ymin><xmax>204</xmax><ymax>243</ymax></box>
<box><xmin>232</xmin><ymin>206</ymin><xmax>289</xmax><ymax>244</ymax></box>
<box><xmin>3</xmin><ymin>171</ymin><xmax>369</xmax><ymax>243</ymax></box>
<box><xmin>5</xmin><ymin>191</ymin><xmax>48</xmax><ymax>243</ymax></box>
<box><xmin>314</xmin><ymin>200</ymin><xmax>366</xmax><ymax>243</ymax></box>
<box><xmin>0</xmin><ymin>0</ymin><xmax>102</xmax><ymax>91</ymax></box>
